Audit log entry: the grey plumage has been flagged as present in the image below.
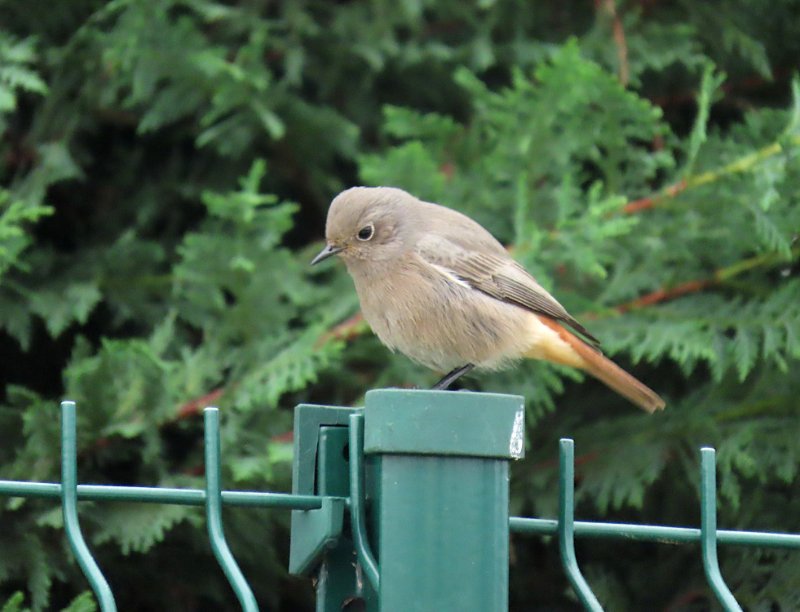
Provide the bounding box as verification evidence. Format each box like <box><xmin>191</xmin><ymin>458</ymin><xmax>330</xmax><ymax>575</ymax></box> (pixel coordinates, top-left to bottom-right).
<box><xmin>312</xmin><ymin>186</ymin><xmax>665</xmax><ymax>412</ymax></box>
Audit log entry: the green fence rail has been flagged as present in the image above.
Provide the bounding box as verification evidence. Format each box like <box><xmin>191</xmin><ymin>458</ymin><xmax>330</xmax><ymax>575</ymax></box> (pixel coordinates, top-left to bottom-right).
<box><xmin>0</xmin><ymin>391</ymin><xmax>798</xmax><ymax>611</ymax></box>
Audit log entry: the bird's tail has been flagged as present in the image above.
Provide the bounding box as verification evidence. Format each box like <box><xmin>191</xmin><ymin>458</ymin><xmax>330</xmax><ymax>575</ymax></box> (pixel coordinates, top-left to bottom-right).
<box><xmin>536</xmin><ymin>317</ymin><xmax>666</xmax><ymax>413</ymax></box>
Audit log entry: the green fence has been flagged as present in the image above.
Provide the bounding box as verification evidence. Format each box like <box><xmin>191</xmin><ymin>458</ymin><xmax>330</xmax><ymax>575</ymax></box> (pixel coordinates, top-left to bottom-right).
<box><xmin>0</xmin><ymin>390</ymin><xmax>798</xmax><ymax>611</ymax></box>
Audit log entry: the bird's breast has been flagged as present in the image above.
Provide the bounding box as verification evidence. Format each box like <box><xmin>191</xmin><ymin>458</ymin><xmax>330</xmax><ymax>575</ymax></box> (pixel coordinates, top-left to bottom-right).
<box><xmin>349</xmin><ymin>257</ymin><xmax>536</xmax><ymax>372</ymax></box>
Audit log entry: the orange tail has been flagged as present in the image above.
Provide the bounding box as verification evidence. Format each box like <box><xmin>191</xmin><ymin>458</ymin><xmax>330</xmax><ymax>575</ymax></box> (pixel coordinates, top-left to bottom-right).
<box><xmin>537</xmin><ymin>317</ymin><xmax>666</xmax><ymax>413</ymax></box>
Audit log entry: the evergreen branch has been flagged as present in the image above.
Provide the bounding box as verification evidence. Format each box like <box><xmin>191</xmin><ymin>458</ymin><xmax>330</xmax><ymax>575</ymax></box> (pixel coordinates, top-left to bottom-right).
<box><xmin>614</xmin><ymin>278</ymin><xmax>708</xmax><ymax>313</ymax></box>
<box><xmin>622</xmin><ymin>179</ymin><xmax>688</xmax><ymax>213</ymax></box>
<box><xmin>715</xmin><ymin>396</ymin><xmax>787</xmax><ymax>423</ymax></box>
<box><xmin>78</xmin><ymin>388</ymin><xmax>226</xmax><ymax>459</ymax></box>
<box><xmin>612</xmin><ymin>247</ymin><xmax>799</xmax><ymax>314</ymax></box>
<box><xmin>596</xmin><ymin>0</ymin><xmax>630</xmax><ymax>86</ymax></box>
<box><xmin>622</xmin><ymin>134</ymin><xmax>800</xmax><ymax>213</ymax></box>
<box><xmin>315</xmin><ymin>312</ymin><xmax>367</xmax><ymax>346</ymax></box>
<box><xmin>666</xmin><ymin>588</ymin><xmax>709</xmax><ymax>612</ymax></box>
<box><xmin>650</xmin><ymin>65</ymin><xmax>795</xmax><ymax>109</ymax></box>
<box><xmin>176</xmin><ymin>388</ymin><xmax>225</xmax><ymax>419</ymax></box>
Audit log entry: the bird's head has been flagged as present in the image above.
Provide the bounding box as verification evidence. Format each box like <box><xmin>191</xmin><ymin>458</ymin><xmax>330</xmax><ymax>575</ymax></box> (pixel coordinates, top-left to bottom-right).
<box><xmin>311</xmin><ymin>186</ymin><xmax>415</xmax><ymax>267</ymax></box>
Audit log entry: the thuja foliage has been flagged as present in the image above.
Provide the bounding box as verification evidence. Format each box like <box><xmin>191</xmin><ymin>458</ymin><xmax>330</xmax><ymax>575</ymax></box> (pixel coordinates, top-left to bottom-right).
<box><xmin>1</xmin><ymin>1</ymin><xmax>799</xmax><ymax>609</ymax></box>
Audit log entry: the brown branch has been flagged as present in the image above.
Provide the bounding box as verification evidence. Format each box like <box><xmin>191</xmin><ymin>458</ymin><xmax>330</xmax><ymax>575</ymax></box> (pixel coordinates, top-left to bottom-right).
<box><xmin>614</xmin><ymin>279</ymin><xmax>710</xmax><ymax>313</ymax></box>
<box><xmin>594</xmin><ymin>0</ymin><xmax>629</xmax><ymax>86</ymax></box>
<box><xmin>622</xmin><ymin>179</ymin><xmax>687</xmax><ymax>214</ymax></box>
<box><xmin>176</xmin><ymin>388</ymin><xmax>225</xmax><ymax>419</ymax></box>
<box><xmin>622</xmin><ymin>130</ymin><xmax>800</xmax><ymax>215</ymax></box>
<box><xmin>610</xmin><ymin>247</ymin><xmax>798</xmax><ymax>315</ymax></box>
<box><xmin>664</xmin><ymin>588</ymin><xmax>709</xmax><ymax>612</ymax></box>
<box><xmin>533</xmin><ymin>450</ymin><xmax>601</xmax><ymax>472</ymax></box>
<box><xmin>606</xmin><ymin>0</ymin><xmax>629</xmax><ymax>86</ymax></box>
<box><xmin>650</xmin><ymin>65</ymin><xmax>794</xmax><ymax>109</ymax></box>
<box><xmin>315</xmin><ymin>312</ymin><xmax>365</xmax><ymax>347</ymax></box>
<box><xmin>79</xmin><ymin>387</ymin><xmax>226</xmax><ymax>459</ymax></box>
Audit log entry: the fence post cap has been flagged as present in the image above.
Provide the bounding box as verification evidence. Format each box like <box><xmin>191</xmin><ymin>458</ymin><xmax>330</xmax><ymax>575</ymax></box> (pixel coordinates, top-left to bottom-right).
<box><xmin>363</xmin><ymin>389</ymin><xmax>525</xmax><ymax>459</ymax></box>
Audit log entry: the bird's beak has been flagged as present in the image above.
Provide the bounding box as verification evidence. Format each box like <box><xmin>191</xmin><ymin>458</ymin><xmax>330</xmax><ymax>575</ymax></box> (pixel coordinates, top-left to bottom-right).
<box><xmin>311</xmin><ymin>243</ymin><xmax>343</xmax><ymax>265</ymax></box>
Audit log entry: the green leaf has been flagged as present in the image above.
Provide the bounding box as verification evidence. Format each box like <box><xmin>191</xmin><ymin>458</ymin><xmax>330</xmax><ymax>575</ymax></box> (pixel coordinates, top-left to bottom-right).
<box><xmin>62</xmin><ymin>592</ymin><xmax>97</xmax><ymax>612</ymax></box>
<box><xmin>94</xmin><ymin>504</ymin><xmax>194</xmax><ymax>555</ymax></box>
<box><xmin>30</xmin><ymin>283</ymin><xmax>102</xmax><ymax>338</ymax></box>
<box><xmin>1</xmin><ymin>592</ymin><xmax>28</xmax><ymax>612</ymax></box>
<box><xmin>683</xmin><ymin>62</ymin><xmax>726</xmax><ymax>175</ymax></box>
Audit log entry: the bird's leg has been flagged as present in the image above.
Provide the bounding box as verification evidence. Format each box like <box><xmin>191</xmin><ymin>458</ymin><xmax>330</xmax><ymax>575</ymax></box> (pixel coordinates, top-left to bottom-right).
<box><xmin>432</xmin><ymin>363</ymin><xmax>475</xmax><ymax>390</ymax></box>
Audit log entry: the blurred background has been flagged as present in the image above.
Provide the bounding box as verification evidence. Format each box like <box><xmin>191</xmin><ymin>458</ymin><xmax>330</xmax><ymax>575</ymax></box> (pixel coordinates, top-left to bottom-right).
<box><xmin>1</xmin><ymin>0</ymin><xmax>799</xmax><ymax>609</ymax></box>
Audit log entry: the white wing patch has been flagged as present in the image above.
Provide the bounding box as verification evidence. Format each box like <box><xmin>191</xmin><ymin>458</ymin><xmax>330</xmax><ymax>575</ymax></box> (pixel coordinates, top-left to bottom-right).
<box><xmin>430</xmin><ymin>263</ymin><xmax>472</xmax><ymax>289</ymax></box>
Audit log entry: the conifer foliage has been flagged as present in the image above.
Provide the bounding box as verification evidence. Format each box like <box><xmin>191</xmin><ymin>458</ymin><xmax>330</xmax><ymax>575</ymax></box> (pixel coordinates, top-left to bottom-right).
<box><xmin>1</xmin><ymin>1</ymin><xmax>799</xmax><ymax>609</ymax></box>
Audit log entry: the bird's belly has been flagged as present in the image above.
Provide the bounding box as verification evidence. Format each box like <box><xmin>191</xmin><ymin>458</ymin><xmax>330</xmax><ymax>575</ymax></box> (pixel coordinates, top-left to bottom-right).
<box><xmin>356</xmin><ymin>271</ymin><xmax>535</xmax><ymax>372</ymax></box>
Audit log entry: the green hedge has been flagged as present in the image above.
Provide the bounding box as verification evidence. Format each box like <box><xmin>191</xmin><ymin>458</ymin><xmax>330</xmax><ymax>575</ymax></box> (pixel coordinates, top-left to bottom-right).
<box><xmin>1</xmin><ymin>1</ymin><xmax>799</xmax><ymax>609</ymax></box>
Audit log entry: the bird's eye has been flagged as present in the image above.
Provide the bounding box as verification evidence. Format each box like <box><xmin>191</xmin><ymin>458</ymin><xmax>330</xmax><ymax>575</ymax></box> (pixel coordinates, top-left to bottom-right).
<box><xmin>357</xmin><ymin>224</ymin><xmax>374</xmax><ymax>241</ymax></box>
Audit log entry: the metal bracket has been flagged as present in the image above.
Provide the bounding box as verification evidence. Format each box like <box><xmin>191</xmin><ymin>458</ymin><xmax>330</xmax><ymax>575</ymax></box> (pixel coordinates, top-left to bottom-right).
<box><xmin>288</xmin><ymin>496</ymin><xmax>346</xmax><ymax>576</ymax></box>
<box><xmin>289</xmin><ymin>424</ymin><xmax>351</xmax><ymax>575</ymax></box>
<box><xmin>289</xmin><ymin>406</ymin><xmax>361</xmax><ymax>611</ymax></box>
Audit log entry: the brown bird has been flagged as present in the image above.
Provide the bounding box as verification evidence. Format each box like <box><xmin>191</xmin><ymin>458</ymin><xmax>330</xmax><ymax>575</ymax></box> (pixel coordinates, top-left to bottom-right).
<box><xmin>312</xmin><ymin>186</ymin><xmax>665</xmax><ymax>413</ymax></box>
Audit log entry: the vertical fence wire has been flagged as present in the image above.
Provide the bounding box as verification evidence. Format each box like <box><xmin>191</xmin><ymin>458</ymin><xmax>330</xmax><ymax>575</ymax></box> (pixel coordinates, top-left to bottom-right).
<box><xmin>348</xmin><ymin>413</ymin><xmax>380</xmax><ymax>593</ymax></box>
<box><xmin>204</xmin><ymin>407</ymin><xmax>259</xmax><ymax>612</ymax></box>
<box><xmin>558</xmin><ymin>439</ymin><xmax>603</xmax><ymax>611</ymax></box>
<box><xmin>60</xmin><ymin>401</ymin><xmax>117</xmax><ymax>612</ymax></box>
<box><xmin>700</xmin><ymin>448</ymin><xmax>743</xmax><ymax>612</ymax></box>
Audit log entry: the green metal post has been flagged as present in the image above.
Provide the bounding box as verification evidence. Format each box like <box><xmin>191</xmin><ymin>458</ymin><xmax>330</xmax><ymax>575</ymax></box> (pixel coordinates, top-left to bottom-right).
<box><xmin>363</xmin><ymin>389</ymin><xmax>524</xmax><ymax>612</ymax></box>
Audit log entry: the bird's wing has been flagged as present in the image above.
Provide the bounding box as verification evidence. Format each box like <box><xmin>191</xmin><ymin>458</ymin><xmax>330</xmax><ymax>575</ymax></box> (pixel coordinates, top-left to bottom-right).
<box><xmin>415</xmin><ymin>234</ymin><xmax>600</xmax><ymax>347</ymax></box>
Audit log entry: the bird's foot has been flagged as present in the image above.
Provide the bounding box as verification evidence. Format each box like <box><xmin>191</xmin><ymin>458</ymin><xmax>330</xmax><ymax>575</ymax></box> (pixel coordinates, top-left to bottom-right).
<box><xmin>432</xmin><ymin>363</ymin><xmax>475</xmax><ymax>390</ymax></box>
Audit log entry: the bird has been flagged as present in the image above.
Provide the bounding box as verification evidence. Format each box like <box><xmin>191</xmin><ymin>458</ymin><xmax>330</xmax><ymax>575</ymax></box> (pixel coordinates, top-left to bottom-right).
<box><xmin>311</xmin><ymin>186</ymin><xmax>665</xmax><ymax>413</ymax></box>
